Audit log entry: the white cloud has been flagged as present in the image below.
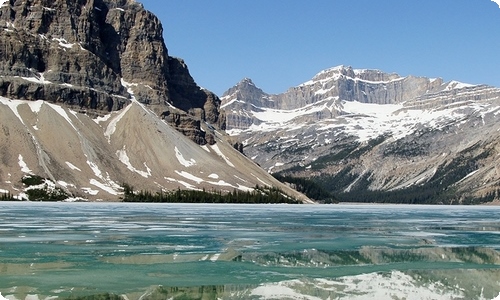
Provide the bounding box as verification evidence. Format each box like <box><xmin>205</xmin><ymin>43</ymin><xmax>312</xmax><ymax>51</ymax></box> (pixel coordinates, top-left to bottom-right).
<box><xmin>492</xmin><ymin>0</ymin><xmax>500</xmax><ymax>8</ymax></box>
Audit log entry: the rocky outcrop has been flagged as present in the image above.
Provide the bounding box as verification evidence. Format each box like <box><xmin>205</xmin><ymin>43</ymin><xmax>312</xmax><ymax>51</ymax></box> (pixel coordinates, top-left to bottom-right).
<box><xmin>222</xmin><ymin>78</ymin><xmax>272</xmax><ymax>108</ymax></box>
<box><xmin>0</xmin><ymin>0</ymin><xmax>223</xmax><ymax>144</ymax></box>
<box><xmin>161</xmin><ymin>110</ymin><xmax>216</xmax><ymax>146</ymax></box>
<box><xmin>220</xmin><ymin>78</ymin><xmax>270</xmax><ymax>130</ymax></box>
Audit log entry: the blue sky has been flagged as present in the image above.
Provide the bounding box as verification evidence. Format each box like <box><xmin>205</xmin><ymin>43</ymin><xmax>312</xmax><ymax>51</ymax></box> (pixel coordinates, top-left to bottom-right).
<box><xmin>140</xmin><ymin>0</ymin><xmax>500</xmax><ymax>96</ymax></box>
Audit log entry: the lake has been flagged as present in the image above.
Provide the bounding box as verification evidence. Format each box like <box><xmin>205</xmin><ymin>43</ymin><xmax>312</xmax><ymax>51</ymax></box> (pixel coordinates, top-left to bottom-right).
<box><xmin>1</xmin><ymin>202</ymin><xmax>500</xmax><ymax>299</ymax></box>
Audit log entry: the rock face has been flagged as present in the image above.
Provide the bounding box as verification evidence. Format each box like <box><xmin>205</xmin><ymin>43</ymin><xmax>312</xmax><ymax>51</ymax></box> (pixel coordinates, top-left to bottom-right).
<box><xmin>0</xmin><ymin>0</ymin><xmax>224</xmax><ymax>144</ymax></box>
<box><xmin>222</xmin><ymin>66</ymin><xmax>500</xmax><ymax>204</ymax></box>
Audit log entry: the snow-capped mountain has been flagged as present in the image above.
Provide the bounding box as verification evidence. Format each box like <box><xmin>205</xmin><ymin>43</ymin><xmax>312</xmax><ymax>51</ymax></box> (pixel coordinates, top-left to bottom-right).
<box><xmin>221</xmin><ymin>66</ymin><xmax>500</xmax><ymax>204</ymax></box>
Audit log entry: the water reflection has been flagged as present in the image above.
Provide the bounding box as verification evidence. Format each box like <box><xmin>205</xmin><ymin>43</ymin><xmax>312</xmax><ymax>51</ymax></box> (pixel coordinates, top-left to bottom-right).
<box><xmin>1</xmin><ymin>203</ymin><xmax>500</xmax><ymax>299</ymax></box>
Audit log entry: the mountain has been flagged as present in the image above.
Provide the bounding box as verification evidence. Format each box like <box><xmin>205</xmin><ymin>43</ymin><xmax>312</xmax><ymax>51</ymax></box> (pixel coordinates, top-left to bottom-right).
<box><xmin>0</xmin><ymin>0</ymin><xmax>224</xmax><ymax>144</ymax></box>
<box><xmin>0</xmin><ymin>0</ymin><xmax>309</xmax><ymax>202</ymax></box>
<box><xmin>221</xmin><ymin>66</ymin><xmax>500</xmax><ymax>204</ymax></box>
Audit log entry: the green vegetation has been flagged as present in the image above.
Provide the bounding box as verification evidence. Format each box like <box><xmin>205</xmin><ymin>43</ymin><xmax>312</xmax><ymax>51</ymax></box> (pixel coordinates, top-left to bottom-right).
<box><xmin>318</xmin><ymin>150</ymin><xmax>495</xmax><ymax>204</ymax></box>
<box><xmin>276</xmin><ymin>140</ymin><xmax>497</xmax><ymax>205</ymax></box>
<box><xmin>272</xmin><ymin>174</ymin><xmax>337</xmax><ymax>203</ymax></box>
<box><xmin>383</xmin><ymin>129</ymin><xmax>432</xmax><ymax>157</ymax></box>
<box><xmin>21</xmin><ymin>174</ymin><xmax>70</xmax><ymax>201</ymax></box>
<box><xmin>309</xmin><ymin>143</ymin><xmax>359</xmax><ymax>170</ymax></box>
<box><xmin>121</xmin><ymin>184</ymin><xmax>301</xmax><ymax>204</ymax></box>
<box><xmin>25</xmin><ymin>186</ymin><xmax>69</xmax><ymax>202</ymax></box>
<box><xmin>308</xmin><ymin>137</ymin><xmax>387</xmax><ymax>171</ymax></box>
<box><xmin>0</xmin><ymin>191</ymin><xmax>16</xmax><ymax>201</ymax></box>
<box><xmin>21</xmin><ymin>174</ymin><xmax>45</xmax><ymax>186</ymax></box>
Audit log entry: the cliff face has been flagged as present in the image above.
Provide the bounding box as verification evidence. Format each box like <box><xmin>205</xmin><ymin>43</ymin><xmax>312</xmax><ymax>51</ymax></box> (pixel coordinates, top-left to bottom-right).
<box><xmin>221</xmin><ymin>66</ymin><xmax>500</xmax><ymax>204</ymax></box>
<box><xmin>0</xmin><ymin>0</ymin><xmax>224</xmax><ymax>144</ymax></box>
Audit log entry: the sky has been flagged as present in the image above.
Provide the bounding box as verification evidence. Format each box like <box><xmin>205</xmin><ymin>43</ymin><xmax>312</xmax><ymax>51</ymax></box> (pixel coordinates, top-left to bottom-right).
<box><xmin>140</xmin><ymin>0</ymin><xmax>500</xmax><ymax>96</ymax></box>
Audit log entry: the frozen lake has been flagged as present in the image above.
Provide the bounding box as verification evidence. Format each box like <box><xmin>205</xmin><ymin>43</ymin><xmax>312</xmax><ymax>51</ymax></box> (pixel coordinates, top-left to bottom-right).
<box><xmin>1</xmin><ymin>202</ymin><xmax>500</xmax><ymax>299</ymax></box>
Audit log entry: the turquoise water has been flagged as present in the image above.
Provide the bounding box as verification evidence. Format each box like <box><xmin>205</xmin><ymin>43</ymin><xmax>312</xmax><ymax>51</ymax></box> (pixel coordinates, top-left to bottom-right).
<box><xmin>1</xmin><ymin>202</ymin><xmax>500</xmax><ymax>299</ymax></box>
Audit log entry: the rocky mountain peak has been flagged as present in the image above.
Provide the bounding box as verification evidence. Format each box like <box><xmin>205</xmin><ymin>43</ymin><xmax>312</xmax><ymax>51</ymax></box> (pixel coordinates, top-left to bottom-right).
<box><xmin>223</xmin><ymin>77</ymin><xmax>266</xmax><ymax>98</ymax></box>
<box><xmin>0</xmin><ymin>0</ymin><xmax>224</xmax><ymax>144</ymax></box>
<box><xmin>309</xmin><ymin>65</ymin><xmax>399</xmax><ymax>83</ymax></box>
<box><xmin>240</xmin><ymin>77</ymin><xmax>256</xmax><ymax>86</ymax></box>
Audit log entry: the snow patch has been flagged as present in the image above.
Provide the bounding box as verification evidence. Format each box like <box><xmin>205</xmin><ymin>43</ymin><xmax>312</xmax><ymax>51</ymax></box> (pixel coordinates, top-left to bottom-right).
<box><xmin>207</xmin><ymin>180</ymin><xmax>234</xmax><ymax>187</ymax></box>
<box><xmin>175</xmin><ymin>146</ymin><xmax>196</xmax><ymax>167</ymax></box>
<box><xmin>1</xmin><ymin>97</ymin><xmax>27</xmax><ymax>125</ymax></box>
<box><xmin>65</xmin><ymin>162</ymin><xmax>81</xmax><ymax>172</ymax></box>
<box><xmin>250</xmin><ymin>98</ymin><xmax>335</xmax><ymax>127</ymax></box>
<box><xmin>220</xmin><ymin>99</ymin><xmax>246</xmax><ymax>109</ymax></box>
<box><xmin>84</xmin><ymin>157</ymin><xmax>121</xmax><ymax>194</ymax></box>
<box><xmin>93</xmin><ymin>113</ymin><xmax>112</xmax><ymax>124</ymax></box>
<box><xmin>444</xmin><ymin>80</ymin><xmax>475</xmax><ymax>91</ymax></box>
<box><xmin>251</xmin><ymin>173</ymin><xmax>270</xmax><ymax>187</ymax></box>
<box><xmin>81</xmin><ymin>187</ymin><xmax>99</xmax><ymax>196</ymax></box>
<box><xmin>236</xmin><ymin>184</ymin><xmax>254</xmax><ymax>192</ymax></box>
<box><xmin>116</xmin><ymin>146</ymin><xmax>152</xmax><ymax>178</ymax></box>
<box><xmin>21</xmin><ymin>72</ymin><xmax>52</xmax><ymax>85</ymax></box>
<box><xmin>104</xmin><ymin>103</ymin><xmax>132</xmax><ymax>141</ymax></box>
<box><xmin>57</xmin><ymin>180</ymin><xmax>74</xmax><ymax>188</ymax></box>
<box><xmin>120</xmin><ymin>78</ymin><xmax>138</xmax><ymax>102</ymax></box>
<box><xmin>46</xmin><ymin>102</ymin><xmax>77</xmax><ymax>130</ymax></box>
<box><xmin>27</xmin><ymin>100</ymin><xmax>44</xmax><ymax>113</ymax></box>
<box><xmin>18</xmin><ymin>154</ymin><xmax>32</xmax><ymax>173</ymax></box>
<box><xmin>175</xmin><ymin>170</ymin><xmax>204</xmax><ymax>184</ymax></box>
<box><xmin>165</xmin><ymin>177</ymin><xmax>201</xmax><ymax>191</ymax></box>
<box><xmin>87</xmin><ymin>160</ymin><xmax>103</xmax><ymax>179</ymax></box>
<box><xmin>89</xmin><ymin>179</ymin><xmax>119</xmax><ymax>195</ymax></box>
<box><xmin>208</xmin><ymin>173</ymin><xmax>219</xmax><ymax>179</ymax></box>
<box><xmin>210</xmin><ymin>144</ymin><xmax>235</xmax><ymax>167</ymax></box>
<box><xmin>455</xmin><ymin>169</ymin><xmax>479</xmax><ymax>184</ymax></box>
<box><xmin>52</xmin><ymin>37</ymin><xmax>75</xmax><ymax>49</ymax></box>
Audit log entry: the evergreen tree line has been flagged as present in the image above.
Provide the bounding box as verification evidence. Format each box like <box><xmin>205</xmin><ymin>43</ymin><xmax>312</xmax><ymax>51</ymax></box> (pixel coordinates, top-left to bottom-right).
<box><xmin>0</xmin><ymin>192</ymin><xmax>16</xmax><ymax>201</ymax></box>
<box><xmin>121</xmin><ymin>184</ymin><xmax>301</xmax><ymax>204</ymax></box>
<box><xmin>272</xmin><ymin>174</ymin><xmax>337</xmax><ymax>203</ymax></box>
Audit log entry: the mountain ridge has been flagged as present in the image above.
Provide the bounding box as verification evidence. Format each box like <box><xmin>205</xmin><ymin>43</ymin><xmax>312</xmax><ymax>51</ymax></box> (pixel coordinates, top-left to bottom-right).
<box><xmin>221</xmin><ymin>65</ymin><xmax>500</xmax><ymax>204</ymax></box>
